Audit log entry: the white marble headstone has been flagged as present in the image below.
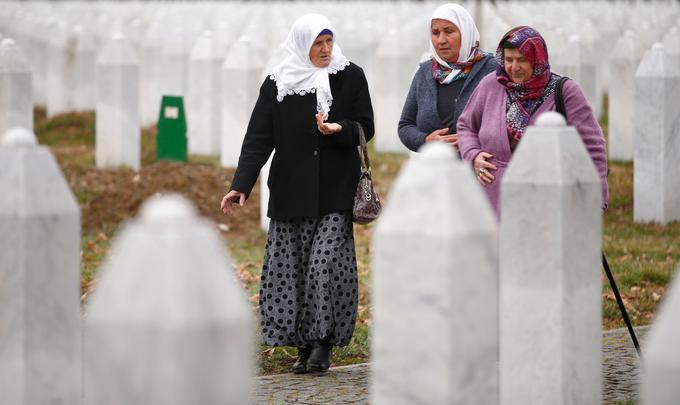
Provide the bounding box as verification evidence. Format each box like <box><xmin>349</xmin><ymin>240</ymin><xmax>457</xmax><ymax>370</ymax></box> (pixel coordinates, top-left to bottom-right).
<box><xmin>634</xmin><ymin>43</ymin><xmax>680</xmax><ymax>224</ymax></box>
<box><xmin>500</xmin><ymin>112</ymin><xmax>602</xmax><ymax>405</ymax></box>
<box><xmin>372</xmin><ymin>142</ymin><xmax>498</xmax><ymax>404</ymax></box>
<box><xmin>85</xmin><ymin>194</ymin><xmax>253</xmax><ymax>405</ymax></box>
<box><xmin>0</xmin><ymin>38</ymin><xmax>33</xmax><ymax>134</ymax></box>
<box><xmin>95</xmin><ymin>33</ymin><xmax>140</xmax><ymax>171</ymax></box>
<box><xmin>641</xmin><ymin>265</ymin><xmax>680</xmax><ymax>405</ymax></box>
<box><xmin>373</xmin><ymin>27</ymin><xmax>416</xmax><ymax>154</ymax></box>
<box><xmin>608</xmin><ymin>30</ymin><xmax>640</xmax><ymax>161</ymax></box>
<box><xmin>558</xmin><ymin>35</ymin><xmax>601</xmax><ymax>119</ymax></box>
<box><xmin>0</xmin><ymin>127</ymin><xmax>82</xmax><ymax>405</ymax></box>
<box><xmin>73</xmin><ymin>24</ymin><xmax>96</xmax><ymax>111</ymax></box>
<box><xmin>46</xmin><ymin>23</ymin><xmax>77</xmax><ymax>117</ymax></box>
<box><xmin>221</xmin><ymin>35</ymin><xmax>264</xmax><ymax>168</ymax></box>
<box><xmin>187</xmin><ymin>31</ymin><xmax>222</xmax><ymax>156</ymax></box>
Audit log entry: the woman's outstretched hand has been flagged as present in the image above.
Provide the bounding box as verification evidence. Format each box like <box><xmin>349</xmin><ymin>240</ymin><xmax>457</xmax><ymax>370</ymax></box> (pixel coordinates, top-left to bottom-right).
<box><xmin>473</xmin><ymin>152</ymin><xmax>497</xmax><ymax>185</ymax></box>
<box><xmin>425</xmin><ymin>128</ymin><xmax>458</xmax><ymax>150</ymax></box>
<box><xmin>315</xmin><ymin>112</ymin><xmax>342</xmax><ymax>135</ymax></box>
<box><xmin>221</xmin><ymin>190</ymin><xmax>246</xmax><ymax>214</ymax></box>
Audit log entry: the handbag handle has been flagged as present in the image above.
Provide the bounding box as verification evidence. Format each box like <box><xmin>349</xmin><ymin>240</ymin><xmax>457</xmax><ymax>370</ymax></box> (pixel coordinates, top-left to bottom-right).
<box><xmin>555</xmin><ymin>76</ymin><xmax>569</xmax><ymax>121</ymax></box>
<box><xmin>356</xmin><ymin>122</ymin><xmax>371</xmax><ymax>174</ymax></box>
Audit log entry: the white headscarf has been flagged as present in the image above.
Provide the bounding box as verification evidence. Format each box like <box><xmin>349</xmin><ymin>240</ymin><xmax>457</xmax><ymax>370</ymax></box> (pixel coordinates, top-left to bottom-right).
<box><xmin>429</xmin><ymin>3</ymin><xmax>481</xmax><ymax>84</ymax></box>
<box><xmin>270</xmin><ymin>14</ymin><xmax>350</xmax><ymax>115</ymax></box>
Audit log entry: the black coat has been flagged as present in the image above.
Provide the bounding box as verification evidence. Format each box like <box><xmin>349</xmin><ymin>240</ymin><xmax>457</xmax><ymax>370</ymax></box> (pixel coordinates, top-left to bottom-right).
<box><xmin>230</xmin><ymin>62</ymin><xmax>375</xmax><ymax>220</ymax></box>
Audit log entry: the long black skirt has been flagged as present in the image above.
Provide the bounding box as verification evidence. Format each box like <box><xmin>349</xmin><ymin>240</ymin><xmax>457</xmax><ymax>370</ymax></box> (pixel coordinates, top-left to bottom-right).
<box><xmin>258</xmin><ymin>211</ymin><xmax>358</xmax><ymax>348</ymax></box>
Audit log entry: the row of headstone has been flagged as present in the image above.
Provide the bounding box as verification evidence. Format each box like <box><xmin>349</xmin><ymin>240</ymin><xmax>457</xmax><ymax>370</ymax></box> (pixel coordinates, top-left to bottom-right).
<box><xmin>2</xmin><ymin>1</ymin><xmax>679</xmax><ymax>160</ymax></box>
<box><xmin>0</xmin><ymin>127</ymin><xmax>253</xmax><ymax>405</ymax></box>
<box><xmin>0</xmin><ymin>119</ymin><xmax>678</xmax><ymax>404</ymax></box>
<box><xmin>370</xmin><ymin>113</ymin><xmax>680</xmax><ymax>404</ymax></box>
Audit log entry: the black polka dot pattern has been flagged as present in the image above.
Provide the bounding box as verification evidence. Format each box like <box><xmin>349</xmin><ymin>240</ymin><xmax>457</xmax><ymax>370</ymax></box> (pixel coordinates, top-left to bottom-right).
<box><xmin>259</xmin><ymin>212</ymin><xmax>358</xmax><ymax>347</ymax></box>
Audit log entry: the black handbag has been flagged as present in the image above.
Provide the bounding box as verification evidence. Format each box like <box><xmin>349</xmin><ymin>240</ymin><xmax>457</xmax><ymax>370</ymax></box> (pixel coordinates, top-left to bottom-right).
<box><xmin>352</xmin><ymin>123</ymin><xmax>382</xmax><ymax>224</ymax></box>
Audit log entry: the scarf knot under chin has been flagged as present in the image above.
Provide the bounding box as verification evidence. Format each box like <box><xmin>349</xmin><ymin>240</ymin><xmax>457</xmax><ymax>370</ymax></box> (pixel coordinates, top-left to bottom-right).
<box><xmin>269</xmin><ymin>14</ymin><xmax>350</xmax><ymax>115</ymax></box>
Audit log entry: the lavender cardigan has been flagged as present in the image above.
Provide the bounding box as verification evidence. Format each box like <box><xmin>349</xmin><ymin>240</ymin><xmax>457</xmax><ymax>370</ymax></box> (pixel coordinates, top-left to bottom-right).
<box><xmin>457</xmin><ymin>73</ymin><xmax>609</xmax><ymax>219</ymax></box>
<box><xmin>398</xmin><ymin>55</ymin><xmax>498</xmax><ymax>151</ymax></box>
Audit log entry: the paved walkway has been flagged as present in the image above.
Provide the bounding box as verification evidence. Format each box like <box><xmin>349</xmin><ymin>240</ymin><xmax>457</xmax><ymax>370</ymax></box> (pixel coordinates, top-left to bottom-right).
<box><xmin>255</xmin><ymin>326</ymin><xmax>648</xmax><ymax>405</ymax></box>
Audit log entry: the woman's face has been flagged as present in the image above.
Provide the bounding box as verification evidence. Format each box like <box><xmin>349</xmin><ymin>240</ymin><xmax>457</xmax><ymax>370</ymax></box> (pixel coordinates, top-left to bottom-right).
<box><xmin>309</xmin><ymin>34</ymin><xmax>333</xmax><ymax>68</ymax></box>
<box><xmin>431</xmin><ymin>19</ymin><xmax>461</xmax><ymax>63</ymax></box>
<box><xmin>503</xmin><ymin>48</ymin><xmax>534</xmax><ymax>83</ymax></box>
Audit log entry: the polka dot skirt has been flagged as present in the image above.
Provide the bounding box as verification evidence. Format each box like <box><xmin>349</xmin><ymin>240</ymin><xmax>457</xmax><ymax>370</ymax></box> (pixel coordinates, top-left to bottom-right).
<box><xmin>259</xmin><ymin>211</ymin><xmax>358</xmax><ymax>348</ymax></box>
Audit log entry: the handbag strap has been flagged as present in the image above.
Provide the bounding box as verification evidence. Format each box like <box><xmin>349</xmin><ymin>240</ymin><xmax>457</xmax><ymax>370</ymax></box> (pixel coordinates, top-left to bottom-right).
<box><xmin>356</xmin><ymin>122</ymin><xmax>371</xmax><ymax>174</ymax></box>
<box><xmin>555</xmin><ymin>76</ymin><xmax>570</xmax><ymax>121</ymax></box>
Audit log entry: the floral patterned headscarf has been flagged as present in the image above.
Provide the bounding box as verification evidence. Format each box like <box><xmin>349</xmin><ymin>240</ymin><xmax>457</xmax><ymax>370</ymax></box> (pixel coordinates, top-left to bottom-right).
<box><xmin>495</xmin><ymin>26</ymin><xmax>559</xmax><ymax>141</ymax></box>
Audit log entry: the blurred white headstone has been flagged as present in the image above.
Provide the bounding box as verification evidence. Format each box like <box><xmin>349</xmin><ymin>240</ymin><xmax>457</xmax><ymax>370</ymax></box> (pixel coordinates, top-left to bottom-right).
<box><xmin>85</xmin><ymin>194</ymin><xmax>253</xmax><ymax>405</ymax></box>
<box><xmin>559</xmin><ymin>35</ymin><xmax>600</xmax><ymax>118</ymax></box>
<box><xmin>0</xmin><ymin>127</ymin><xmax>82</xmax><ymax>405</ymax></box>
<box><xmin>187</xmin><ymin>31</ymin><xmax>222</xmax><ymax>156</ymax></box>
<box><xmin>95</xmin><ymin>33</ymin><xmax>140</xmax><ymax>170</ymax></box>
<box><xmin>73</xmin><ymin>24</ymin><xmax>96</xmax><ymax>111</ymax></box>
<box><xmin>608</xmin><ymin>30</ymin><xmax>640</xmax><ymax>161</ymax></box>
<box><xmin>46</xmin><ymin>23</ymin><xmax>76</xmax><ymax>117</ymax></box>
<box><xmin>0</xmin><ymin>38</ymin><xmax>33</xmax><ymax>134</ymax></box>
<box><xmin>374</xmin><ymin>28</ymin><xmax>415</xmax><ymax>154</ymax></box>
<box><xmin>221</xmin><ymin>36</ymin><xmax>264</xmax><ymax>168</ymax></box>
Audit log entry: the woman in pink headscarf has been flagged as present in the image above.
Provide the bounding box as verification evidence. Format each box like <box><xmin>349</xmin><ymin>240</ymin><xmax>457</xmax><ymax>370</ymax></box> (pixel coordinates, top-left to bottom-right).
<box><xmin>457</xmin><ymin>26</ymin><xmax>609</xmax><ymax>220</ymax></box>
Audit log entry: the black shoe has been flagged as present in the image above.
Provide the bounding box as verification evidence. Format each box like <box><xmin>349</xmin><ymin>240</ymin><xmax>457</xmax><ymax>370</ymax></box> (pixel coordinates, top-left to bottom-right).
<box><xmin>307</xmin><ymin>340</ymin><xmax>332</xmax><ymax>373</ymax></box>
<box><xmin>292</xmin><ymin>347</ymin><xmax>312</xmax><ymax>374</ymax></box>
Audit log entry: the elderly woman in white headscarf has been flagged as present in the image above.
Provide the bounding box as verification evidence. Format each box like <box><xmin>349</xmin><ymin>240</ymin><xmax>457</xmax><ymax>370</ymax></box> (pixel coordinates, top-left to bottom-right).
<box><xmin>398</xmin><ymin>3</ymin><xmax>497</xmax><ymax>152</ymax></box>
<box><xmin>220</xmin><ymin>14</ymin><xmax>374</xmax><ymax>374</ymax></box>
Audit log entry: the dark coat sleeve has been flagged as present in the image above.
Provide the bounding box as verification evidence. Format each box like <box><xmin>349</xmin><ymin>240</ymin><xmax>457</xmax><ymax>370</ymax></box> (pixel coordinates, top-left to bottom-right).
<box><xmin>230</xmin><ymin>78</ymin><xmax>275</xmax><ymax>198</ymax></box>
<box><xmin>320</xmin><ymin>65</ymin><xmax>374</xmax><ymax>148</ymax></box>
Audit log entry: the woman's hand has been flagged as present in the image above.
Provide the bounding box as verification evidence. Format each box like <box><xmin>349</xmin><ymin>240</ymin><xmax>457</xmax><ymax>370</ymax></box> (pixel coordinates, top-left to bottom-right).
<box><xmin>474</xmin><ymin>152</ymin><xmax>497</xmax><ymax>184</ymax></box>
<box><xmin>220</xmin><ymin>190</ymin><xmax>246</xmax><ymax>214</ymax></box>
<box><xmin>425</xmin><ymin>128</ymin><xmax>458</xmax><ymax>150</ymax></box>
<box><xmin>315</xmin><ymin>112</ymin><xmax>342</xmax><ymax>135</ymax></box>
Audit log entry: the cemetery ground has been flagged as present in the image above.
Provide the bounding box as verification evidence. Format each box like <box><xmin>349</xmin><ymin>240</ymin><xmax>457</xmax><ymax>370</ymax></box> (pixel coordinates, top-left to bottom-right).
<box><xmin>34</xmin><ymin>106</ymin><xmax>680</xmax><ymax>378</ymax></box>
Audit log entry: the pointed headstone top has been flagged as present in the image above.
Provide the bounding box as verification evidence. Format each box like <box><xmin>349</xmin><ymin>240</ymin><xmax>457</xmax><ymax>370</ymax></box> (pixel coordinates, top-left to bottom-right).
<box><xmin>611</xmin><ymin>30</ymin><xmax>641</xmax><ymax>62</ymax></box>
<box><xmin>414</xmin><ymin>140</ymin><xmax>458</xmax><ymax>163</ymax></box>
<box><xmin>97</xmin><ymin>33</ymin><xmax>138</xmax><ymax>66</ymax></box>
<box><xmin>535</xmin><ymin>111</ymin><xmax>566</xmax><ymax>127</ymax></box>
<box><xmin>636</xmin><ymin>42</ymin><xmax>680</xmax><ymax>77</ymax></box>
<box><xmin>139</xmin><ymin>194</ymin><xmax>198</xmax><ymax>224</ymax></box>
<box><xmin>1</xmin><ymin>37</ymin><xmax>15</xmax><ymax>47</ymax></box>
<box><xmin>0</xmin><ymin>37</ymin><xmax>30</xmax><ymax>72</ymax></box>
<box><xmin>1</xmin><ymin>127</ymin><xmax>37</xmax><ymax>147</ymax></box>
<box><xmin>191</xmin><ymin>30</ymin><xmax>220</xmax><ymax>60</ymax></box>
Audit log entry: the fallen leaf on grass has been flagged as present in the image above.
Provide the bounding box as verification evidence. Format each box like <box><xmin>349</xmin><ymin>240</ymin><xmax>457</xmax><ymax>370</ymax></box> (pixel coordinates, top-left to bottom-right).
<box><xmin>262</xmin><ymin>348</ymin><xmax>275</xmax><ymax>357</ymax></box>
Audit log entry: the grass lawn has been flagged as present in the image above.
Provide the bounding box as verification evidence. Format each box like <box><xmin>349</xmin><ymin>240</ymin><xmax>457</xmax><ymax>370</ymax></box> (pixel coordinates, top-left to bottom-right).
<box><xmin>34</xmin><ymin>107</ymin><xmax>679</xmax><ymax>376</ymax></box>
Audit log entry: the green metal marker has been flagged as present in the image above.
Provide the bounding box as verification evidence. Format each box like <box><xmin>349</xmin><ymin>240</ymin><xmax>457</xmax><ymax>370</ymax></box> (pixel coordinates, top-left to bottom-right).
<box><xmin>156</xmin><ymin>95</ymin><xmax>187</xmax><ymax>162</ymax></box>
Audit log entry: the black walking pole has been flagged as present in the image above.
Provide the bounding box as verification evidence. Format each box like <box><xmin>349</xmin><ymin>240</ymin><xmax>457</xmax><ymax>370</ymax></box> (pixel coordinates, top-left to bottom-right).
<box><xmin>602</xmin><ymin>252</ymin><xmax>641</xmax><ymax>357</ymax></box>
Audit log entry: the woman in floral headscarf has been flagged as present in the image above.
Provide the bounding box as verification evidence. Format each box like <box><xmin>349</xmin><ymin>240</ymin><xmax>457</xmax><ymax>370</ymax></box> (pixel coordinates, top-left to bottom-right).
<box><xmin>457</xmin><ymin>26</ymin><xmax>609</xmax><ymax>219</ymax></box>
<box><xmin>398</xmin><ymin>3</ymin><xmax>497</xmax><ymax>152</ymax></box>
<box><xmin>220</xmin><ymin>14</ymin><xmax>373</xmax><ymax>374</ymax></box>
